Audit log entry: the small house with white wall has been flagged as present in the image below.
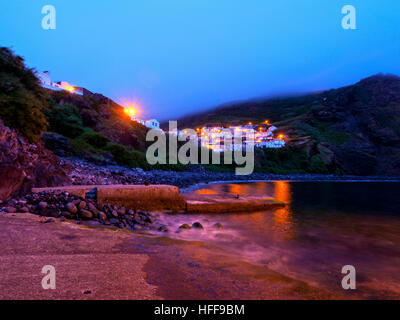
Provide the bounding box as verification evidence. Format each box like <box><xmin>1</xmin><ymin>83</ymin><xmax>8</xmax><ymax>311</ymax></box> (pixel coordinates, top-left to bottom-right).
<box><xmin>144</xmin><ymin>119</ymin><xmax>160</xmax><ymax>129</ymax></box>
<box><xmin>37</xmin><ymin>71</ymin><xmax>52</xmax><ymax>87</ymax></box>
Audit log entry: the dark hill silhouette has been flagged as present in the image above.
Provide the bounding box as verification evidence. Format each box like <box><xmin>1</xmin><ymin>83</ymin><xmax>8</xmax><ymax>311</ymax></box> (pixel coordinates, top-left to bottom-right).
<box><xmin>173</xmin><ymin>74</ymin><xmax>400</xmax><ymax>175</ymax></box>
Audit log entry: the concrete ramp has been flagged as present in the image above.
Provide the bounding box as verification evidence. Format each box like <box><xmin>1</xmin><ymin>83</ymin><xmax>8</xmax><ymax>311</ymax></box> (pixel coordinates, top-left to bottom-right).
<box><xmin>32</xmin><ymin>185</ymin><xmax>285</xmax><ymax>213</ymax></box>
<box><xmin>32</xmin><ymin>185</ymin><xmax>186</xmax><ymax>211</ymax></box>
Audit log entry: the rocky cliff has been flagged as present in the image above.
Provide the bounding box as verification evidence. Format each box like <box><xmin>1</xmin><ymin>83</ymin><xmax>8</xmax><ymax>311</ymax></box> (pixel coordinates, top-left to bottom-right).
<box><xmin>0</xmin><ymin>119</ymin><xmax>71</xmax><ymax>201</ymax></box>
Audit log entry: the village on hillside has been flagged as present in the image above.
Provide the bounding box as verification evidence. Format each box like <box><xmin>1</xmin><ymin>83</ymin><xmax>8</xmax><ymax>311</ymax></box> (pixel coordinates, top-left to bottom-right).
<box><xmin>178</xmin><ymin>124</ymin><xmax>286</xmax><ymax>152</ymax></box>
<box><xmin>37</xmin><ymin>71</ymin><xmax>286</xmax><ymax>152</ymax></box>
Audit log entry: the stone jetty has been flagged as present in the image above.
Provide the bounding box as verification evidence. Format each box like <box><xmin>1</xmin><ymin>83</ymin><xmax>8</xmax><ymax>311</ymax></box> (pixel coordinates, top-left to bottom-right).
<box><xmin>32</xmin><ymin>184</ymin><xmax>285</xmax><ymax>213</ymax></box>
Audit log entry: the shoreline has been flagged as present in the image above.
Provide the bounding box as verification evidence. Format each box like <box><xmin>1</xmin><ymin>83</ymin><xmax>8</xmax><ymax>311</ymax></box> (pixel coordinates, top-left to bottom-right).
<box><xmin>181</xmin><ymin>178</ymin><xmax>400</xmax><ymax>193</ymax></box>
<box><xmin>62</xmin><ymin>157</ymin><xmax>400</xmax><ymax>190</ymax></box>
<box><xmin>2</xmin><ymin>176</ymin><xmax>399</xmax><ymax>299</ymax></box>
<box><xmin>0</xmin><ymin>212</ymin><xmax>340</xmax><ymax>300</ymax></box>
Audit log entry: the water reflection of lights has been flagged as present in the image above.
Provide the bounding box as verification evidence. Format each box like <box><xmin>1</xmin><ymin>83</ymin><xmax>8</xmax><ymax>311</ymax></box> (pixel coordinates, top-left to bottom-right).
<box><xmin>273</xmin><ymin>181</ymin><xmax>295</xmax><ymax>236</ymax></box>
<box><xmin>228</xmin><ymin>183</ymin><xmax>247</xmax><ymax>195</ymax></box>
<box><xmin>191</xmin><ymin>181</ymin><xmax>296</xmax><ymax>240</ymax></box>
<box><xmin>197</xmin><ymin>189</ymin><xmax>217</xmax><ymax>195</ymax></box>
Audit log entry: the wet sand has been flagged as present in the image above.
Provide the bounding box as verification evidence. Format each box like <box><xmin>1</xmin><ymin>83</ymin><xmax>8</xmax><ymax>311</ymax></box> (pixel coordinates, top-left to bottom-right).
<box><xmin>0</xmin><ymin>212</ymin><xmax>339</xmax><ymax>300</ymax></box>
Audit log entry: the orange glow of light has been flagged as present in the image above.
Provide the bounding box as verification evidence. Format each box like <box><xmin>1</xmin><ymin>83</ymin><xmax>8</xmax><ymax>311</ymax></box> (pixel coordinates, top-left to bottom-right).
<box><xmin>248</xmin><ymin>122</ymin><xmax>252</xmax><ymax>125</ymax></box>
<box><xmin>265</xmin><ymin>120</ymin><xmax>270</xmax><ymax>125</ymax></box>
<box><xmin>196</xmin><ymin>189</ymin><xmax>217</xmax><ymax>195</ymax></box>
<box><xmin>66</xmin><ymin>86</ymin><xmax>75</xmax><ymax>92</ymax></box>
<box><xmin>123</xmin><ymin>107</ymin><xmax>136</xmax><ymax>116</ymax></box>
<box><xmin>278</xmin><ymin>134</ymin><xmax>284</xmax><ymax>140</ymax></box>
<box><xmin>273</xmin><ymin>181</ymin><xmax>294</xmax><ymax>238</ymax></box>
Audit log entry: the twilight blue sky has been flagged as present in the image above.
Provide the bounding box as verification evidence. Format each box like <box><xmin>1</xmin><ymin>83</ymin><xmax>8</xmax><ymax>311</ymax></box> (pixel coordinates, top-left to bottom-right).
<box><xmin>1</xmin><ymin>1</ymin><xmax>399</xmax><ymax>120</ymax></box>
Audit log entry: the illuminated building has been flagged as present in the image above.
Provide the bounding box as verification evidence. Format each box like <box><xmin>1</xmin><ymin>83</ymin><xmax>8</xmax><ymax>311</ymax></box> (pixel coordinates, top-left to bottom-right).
<box><xmin>198</xmin><ymin>123</ymin><xmax>286</xmax><ymax>152</ymax></box>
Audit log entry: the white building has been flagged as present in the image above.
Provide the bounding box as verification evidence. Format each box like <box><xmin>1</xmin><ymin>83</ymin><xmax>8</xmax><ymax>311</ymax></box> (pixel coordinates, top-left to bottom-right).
<box><xmin>144</xmin><ymin>119</ymin><xmax>160</xmax><ymax>129</ymax></box>
<box><xmin>53</xmin><ymin>81</ymin><xmax>83</xmax><ymax>95</ymax></box>
<box><xmin>125</xmin><ymin>113</ymin><xmax>161</xmax><ymax>130</ymax></box>
<box><xmin>36</xmin><ymin>71</ymin><xmax>83</xmax><ymax>95</ymax></box>
<box><xmin>37</xmin><ymin>71</ymin><xmax>52</xmax><ymax>87</ymax></box>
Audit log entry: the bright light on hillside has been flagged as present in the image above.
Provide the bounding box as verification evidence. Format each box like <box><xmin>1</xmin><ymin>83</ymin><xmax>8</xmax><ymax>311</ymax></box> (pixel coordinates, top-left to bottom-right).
<box><xmin>123</xmin><ymin>107</ymin><xmax>136</xmax><ymax>115</ymax></box>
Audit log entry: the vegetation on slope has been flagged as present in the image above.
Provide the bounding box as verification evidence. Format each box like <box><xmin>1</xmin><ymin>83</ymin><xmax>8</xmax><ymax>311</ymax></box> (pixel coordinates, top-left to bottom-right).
<box><xmin>0</xmin><ymin>47</ymin><xmax>48</xmax><ymax>142</ymax></box>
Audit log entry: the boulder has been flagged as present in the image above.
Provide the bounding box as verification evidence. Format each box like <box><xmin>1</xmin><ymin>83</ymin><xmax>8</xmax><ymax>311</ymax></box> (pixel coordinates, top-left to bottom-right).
<box><xmin>5</xmin><ymin>206</ymin><xmax>17</xmax><ymax>213</ymax></box>
<box><xmin>80</xmin><ymin>209</ymin><xmax>93</xmax><ymax>220</ymax></box>
<box><xmin>111</xmin><ymin>210</ymin><xmax>118</xmax><ymax>218</ymax></box>
<box><xmin>192</xmin><ymin>222</ymin><xmax>204</xmax><ymax>229</ymax></box>
<box><xmin>66</xmin><ymin>202</ymin><xmax>78</xmax><ymax>214</ymax></box>
<box><xmin>78</xmin><ymin>201</ymin><xmax>87</xmax><ymax>210</ymax></box>
<box><xmin>158</xmin><ymin>226</ymin><xmax>169</xmax><ymax>232</ymax></box>
<box><xmin>117</xmin><ymin>206</ymin><xmax>126</xmax><ymax>216</ymax></box>
<box><xmin>38</xmin><ymin>202</ymin><xmax>48</xmax><ymax>209</ymax></box>
<box><xmin>98</xmin><ymin>211</ymin><xmax>107</xmax><ymax>221</ymax></box>
<box><xmin>62</xmin><ymin>211</ymin><xmax>75</xmax><ymax>219</ymax></box>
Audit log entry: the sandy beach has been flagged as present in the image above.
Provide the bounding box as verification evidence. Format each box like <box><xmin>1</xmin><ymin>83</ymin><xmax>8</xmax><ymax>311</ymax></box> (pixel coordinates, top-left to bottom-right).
<box><xmin>0</xmin><ymin>211</ymin><xmax>338</xmax><ymax>300</ymax></box>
